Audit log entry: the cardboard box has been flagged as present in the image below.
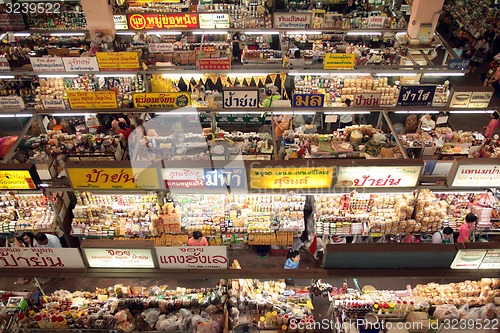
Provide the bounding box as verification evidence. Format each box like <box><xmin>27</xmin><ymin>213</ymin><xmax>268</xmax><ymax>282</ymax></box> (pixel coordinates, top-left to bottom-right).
<box><xmin>36</xmin><ymin>159</ymin><xmax>57</xmax><ymax>180</ymax></box>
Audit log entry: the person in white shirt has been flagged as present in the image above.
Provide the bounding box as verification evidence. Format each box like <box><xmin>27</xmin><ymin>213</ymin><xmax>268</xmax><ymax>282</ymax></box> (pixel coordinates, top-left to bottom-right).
<box><xmin>339</xmin><ymin>98</ymin><xmax>355</xmax><ymax>129</ymax></box>
<box><xmin>431</xmin><ymin>227</ymin><xmax>454</xmax><ymax>244</ymax></box>
<box><xmin>35</xmin><ymin>233</ymin><xmax>62</xmax><ymax>248</ymax></box>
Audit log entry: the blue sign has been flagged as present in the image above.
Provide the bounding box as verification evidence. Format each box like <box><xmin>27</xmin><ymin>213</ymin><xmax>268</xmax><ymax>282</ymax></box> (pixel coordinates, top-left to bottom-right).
<box><xmin>447</xmin><ymin>59</ymin><xmax>470</xmax><ymax>70</ymax></box>
<box><xmin>397</xmin><ymin>85</ymin><xmax>436</xmax><ymax>107</ymax></box>
<box><xmin>204</xmin><ymin>168</ymin><xmax>246</xmax><ymax>189</ymax></box>
<box><xmin>292</xmin><ymin>94</ymin><xmax>325</xmax><ymax>108</ymax></box>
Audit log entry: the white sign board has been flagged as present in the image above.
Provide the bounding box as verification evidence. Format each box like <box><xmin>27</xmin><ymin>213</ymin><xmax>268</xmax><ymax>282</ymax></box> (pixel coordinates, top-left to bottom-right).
<box><xmin>353</xmin><ymin>93</ymin><xmax>381</xmax><ymax>107</ymax></box>
<box><xmin>30</xmin><ymin>57</ymin><xmax>65</xmax><ymax>72</ymax></box>
<box><xmin>0</xmin><ymin>247</ymin><xmax>85</xmax><ymax>268</ymax></box>
<box><xmin>41</xmin><ymin>99</ymin><xmax>66</xmax><ymax>110</ymax></box>
<box><xmin>273</xmin><ymin>12</ymin><xmax>311</xmax><ymax>29</ymax></box>
<box><xmin>156</xmin><ymin>246</ymin><xmax>228</xmax><ymax>269</ymax></box>
<box><xmin>199</xmin><ymin>13</ymin><xmax>230</xmax><ymax>29</ymax></box>
<box><xmin>162</xmin><ymin>168</ymin><xmax>204</xmax><ymax>188</ymax></box>
<box><xmin>62</xmin><ymin>57</ymin><xmax>99</xmax><ymax>72</ymax></box>
<box><xmin>451</xmin><ymin>249</ymin><xmax>500</xmax><ymax>269</ymax></box>
<box><xmin>479</xmin><ymin>250</ymin><xmax>500</xmax><ymax>269</ymax></box>
<box><xmin>335</xmin><ymin>166</ymin><xmax>422</xmax><ymax>188</ymax></box>
<box><xmin>0</xmin><ymin>58</ymin><xmax>10</xmax><ymax>72</ymax></box>
<box><xmin>367</xmin><ymin>16</ymin><xmax>386</xmax><ymax>29</ymax></box>
<box><xmin>113</xmin><ymin>15</ymin><xmax>128</xmax><ymax>30</ymax></box>
<box><xmin>468</xmin><ymin>91</ymin><xmax>493</xmax><ymax>108</ymax></box>
<box><xmin>451</xmin><ymin>164</ymin><xmax>500</xmax><ymax>187</ymax></box>
<box><xmin>83</xmin><ymin>248</ymin><xmax>155</xmax><ymax>268</ymax></box>
<box><xmin>223</xmin><ymin>90</ymin><xmax>259</xmax><ymax>108</ymax></box>
<box><xmin>0</xmin><ymin>96</ymin><xmax>25</xmax><ymax>109</ymax></box>
<box><xmin>149</xmin><ymin>43</ymin><xmax>174</xmax><ymax>53</ymax></box>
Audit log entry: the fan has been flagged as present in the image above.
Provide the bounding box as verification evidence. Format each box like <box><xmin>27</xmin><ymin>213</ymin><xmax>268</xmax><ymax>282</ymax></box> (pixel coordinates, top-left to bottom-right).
<box><xmin>233</xmin><ymin>323</ymin><xmax>260</xmax><ymax>333</ymax></box>
<box><xmin>393</xmin><ymin>123</ymin><xmax>405</xmax><ymax>136</ymax></box>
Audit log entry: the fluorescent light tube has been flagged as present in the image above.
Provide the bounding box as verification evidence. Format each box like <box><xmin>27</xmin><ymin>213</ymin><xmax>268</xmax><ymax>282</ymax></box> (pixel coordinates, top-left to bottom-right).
<box><xmin>0</xmin><ymin>75</ymin><xmax>15</xmax><ymax>79</ymax></box>
<box><xmin>155</xmin><ymin>111</ymin><xmax>199</xmax><ymax>115</ymax></box>
<box><xmin>50</xmin><ymin>33</ymin><xmax>85</xmax><ymax>37</ymax></box>
<box><xmin>0</xmin><ymin>114</ymin><xmax>16</xmax><ymax>118</ymax></box>
<box><xmin>193</xmin><ymin>31</ymin><xmax>228</xmax><ymax>35</ymax></box>
<box><xmin>39</xmin><ymin>75</ymin><xmax>79</xmax><ymax>78</ymax></box>
<box><xmin>376</xmin><ymin>72</ymin><xmax>418</xmax><ymax>76</ymax></box>
<box><xmin>96</xmin><ymin>74</ymin><xmax>137</xmax><ymax>78</ymax></box>
<box><xmin>449</xmin><ymin>110</ymin><xmax>495</xmax><ymax>114</ymax></box>
<box><xmin>286</xmin><ymin>31</ymin><xmax>322</xmax><ymax>35</ymax></box>
<box><xmin>52</xmin><ymin>113</ymin><xmax>90</xmax><ymax>117</ymax></box>
<box><xmin>346</xmin><ymin>31</ymin><xmax>382</xmax><ymax>36</ymax></box>
<box><xmin>394</xmin><ymin>111</ymin><xmax>439</xmax><ymax>114</ymax></box>
<box><xmin>146</xmin><ymin>31</ymin><xmax>182</xmax><ymax>35</ymax></box>
<box><xmin>16</xmin><ymin>114</ymin><xmax>33</xmax><ymax>117</ymax></box>
<box><xmin>116</xmin><ymin>32</ymin><xmax>136</xmax><ymax>36</ymax></box>
<box><xmin>13</xmin><ymin>33</ymin><xmax>31</xmax><ymax>37</ymax></box>
<box><xmin>324</xmin><ymin>111</ymin><xmax>371</xmax><ymax>115</ymax></box>
<box><xmin>423</xmin><ymin>72</ymin><xmax>465</xmax><ymax>77</ymax></box>
<box><xmin>227</xmin><ymin>73</ymin><xmax>269</xmax><ymax>77</ymax></box>
<box><xmin>244</xmin><ymin>31</ymin><xmax>279</xmax><ymax>35</ymax></box>
<box><xmin>277</xmin><ymin>111</ymin><xmax>316</xmax><ymax>115</ymax></box>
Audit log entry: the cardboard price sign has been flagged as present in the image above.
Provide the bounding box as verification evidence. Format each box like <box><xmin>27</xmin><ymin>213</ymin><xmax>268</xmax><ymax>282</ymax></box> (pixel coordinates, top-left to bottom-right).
<box><xmin>198</xmin><ymin>59</ymin><xmax>231</xmax><ymax>70</ymax></box>
<box><xmin>96</xmin><ymin>52</ymin><xmax>140</xmax><ymax>71</ymax></box>
<box><xmin>67</xmin><ymin>91</ymin><xmax>118</xmax><ymax>109</ymax></box>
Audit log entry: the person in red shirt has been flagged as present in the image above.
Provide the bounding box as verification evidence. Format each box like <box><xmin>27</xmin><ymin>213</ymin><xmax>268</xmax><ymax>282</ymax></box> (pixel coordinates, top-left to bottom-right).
<box><xmin>457</xmin><ymin>213</ymin><xmax>477</xmax><ymax>243</ymax></box>
<box><xmin>484</xmin><ymin>112</ymin><xmax>499</xmax><ymax>138</ymax></box>
<box><xmin>116</xmin><ymin>122</ymin><xmax>131</xmax><ymax>141</ymax></box>
<box><xmin>187</xmin><ymin>231</ymin><xmax>209</xmax><ymax>246</ymax></box>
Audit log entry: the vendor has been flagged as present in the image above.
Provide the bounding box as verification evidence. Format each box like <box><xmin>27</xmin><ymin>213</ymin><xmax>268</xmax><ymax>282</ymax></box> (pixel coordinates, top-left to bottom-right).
<box><xmin>262</xmin><ymin>86</ymin><xmax>282</xmax><ymax>107</ymax></box>
<box><xmin>273</xmin><ymin>114</ymin><xmax>291</xmax><ymax>144</ymax></box>
<box><xmin>457</xmin><ymin>213</ymin><xmax>477</xmax><ymax>243</ymax></box>
<box><xmin>187</xmin><ymin>231</ymin><xmax>209</xmax><ymax>246</ymax></box>
<box><xmin>418</xmin><ymin>114</ymin><xmax>436</xmax><ymax>131</ymax></box>
<box><xmin>431</xmin><ymin>227</ymin><xmax>454</xmax><ymax>244</ymax></box>
<box><xmin>301</xmin><ymin>117</ymin><xmax>317</xmax><ymax>134</ymax></box>
<box><xmin>339</xmin><ymin>99</ymin><xmax>355</xmax><ymax>128</ymax></box>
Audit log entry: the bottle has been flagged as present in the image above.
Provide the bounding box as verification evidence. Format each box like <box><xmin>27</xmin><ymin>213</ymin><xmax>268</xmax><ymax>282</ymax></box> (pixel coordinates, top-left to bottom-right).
<box><xmin>389</xmin><ymin>302</ymin><xmax>395</xmax><ymax>313</ymax></box>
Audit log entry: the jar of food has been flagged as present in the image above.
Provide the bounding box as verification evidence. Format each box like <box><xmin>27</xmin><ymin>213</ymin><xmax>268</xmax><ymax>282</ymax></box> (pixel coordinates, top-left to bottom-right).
<box><xmin>350</xmin><ymin>129</ymin><xmax>363</xmax><ymax>145</ymax></box>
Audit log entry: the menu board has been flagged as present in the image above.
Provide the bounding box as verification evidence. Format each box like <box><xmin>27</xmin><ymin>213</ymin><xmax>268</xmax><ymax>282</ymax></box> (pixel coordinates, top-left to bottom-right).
<box><xmin>83</xmin><ymin>248</ymin><xmax>155</xmax><ymax>268</ymax></box>
<box><xmin>335</xmin><ymin>166</ymin><xmax>422</xmax><ymax>188</ymax></box>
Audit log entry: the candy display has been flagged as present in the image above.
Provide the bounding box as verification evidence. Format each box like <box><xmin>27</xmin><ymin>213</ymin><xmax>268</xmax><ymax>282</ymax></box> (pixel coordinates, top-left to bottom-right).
<box><xmin>0</xmin><ymin>193</ymin><xmax>56</xmax><ymax>234</ymax></box>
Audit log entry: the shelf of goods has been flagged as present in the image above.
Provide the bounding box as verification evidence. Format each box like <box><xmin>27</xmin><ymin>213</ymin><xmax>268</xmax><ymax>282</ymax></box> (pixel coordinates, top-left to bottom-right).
<box><xmin>71</xmin><ymin>192</ymin><xmax>304</xmax><ymax>247</ymax></box>
<box><xmin>313</xmin><ymin>189</ymin><xmax>500</xmax><ymax>237</ymax></box>
<box><xmin>0</xmin><ymin>192</ymin><xmax>56</xmax><ymax>236</ymax></box>
<box><xmin>322</xmin><ymin>277</ymin><xmax>500</xmax><ymax>333</ymax></box>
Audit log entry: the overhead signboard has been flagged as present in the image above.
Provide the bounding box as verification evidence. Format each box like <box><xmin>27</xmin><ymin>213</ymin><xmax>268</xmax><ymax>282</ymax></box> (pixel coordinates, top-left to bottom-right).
<box><xmin>447</xmin><ymin>87</ymin><xmax>493</xmax><ymax>108</ymax></box>
<box><xmin>447</xmin><ymin>59</ymin><xmax>470</xmax><ymax>70</ymax></box>
<box><xmin>397</xmin><ymin>85</ymin><xmax>436</xmax><ymax>107</ymax></box>
<box><xmin>83</xmin><ymin>248</ymin><xmax>155</xmax><ymax>268</ymax></box>
<box><xmin>335</xmin><ymin>165</ymin><xmax>422</xmax><ymax>188</ymax></box>
<box><xmin>249</xmin><ymin>167</ymin><xmax>334</xmax><ymax>190</ymax></box>
<box><xmin>324</xmin><ymin>53</ymin><xmax>355</xmax><ymax>69</ymax></box>
<box><xmin>198</xmin><ymin>13</ymin><xmax>230</xmax><ymax>29</ymax></box>
<box><xmin>127</xmin><ymin>13</ymin><xmax>199</xmax><ymax>30</ymax></box>
<box><xmin>66</xmin><ymin>167</ymin><xmax>160</xmax><ymax>190</ymax></box>
<box><xmin>156</xmin><ymin>246</ymin><xmax>228</xmax><ymax>269</ymax></box>
<box><xmin>223</xmin><ymin>89</ymin><xmax>259</xmax><ymax>108</ymax></box>
<box><xmin>67</xmin><ymin>91</ymin><xmax>118</xmax><ymax>109</ymax></box>
<box><xmin>0</xmin><ymin>167</ymin><xmax>39</xmax><ymax>190</ymax></box>
<box><xmin>198</xmin><ymin>59</ymin><xmax>231</xmax><ymax>70</ymax></box>
<box><xmin>0</xmin><ymin>248</ymin><xmax>85</xmax><ymax>269</ymax></box>
<box><xmin>133</xmin><ymin>92</ymin><xmax>191</xmax><ymax>108</ymax></box>
<box><xmin>30</xmin><ymin>57</ymin><xmax>65</xmax><ymax>72</ymax></box>
<box><xmin>0</xmin><ymin>96</ymin><xmax>25</xmax><ymax>109</ymax></box>
<box><xmin>292</xmin><ymin>94</ymin><xmax>325</xmax><ymax>108</ymax></box>
<box><xmin>162</xmin><ymin>168</ymin><xmax>246</xmax><ymax>190</ymax></box>
<box><xmin>273</xmin><ymin>12</ymin><xmax>311</xmax><ymax>29</ymax></box>
<box><xmin>353</xmin><ymin>93</ymin><xmax>381</xmax><ymax>107</ymax></box>
<box><xmin>450</xmin><ymin>162</ymin><xmax>500</xmax><ymax>187</ymax></box>
<box><xmin>96</xmin><ymin>52</ymin><xmax>140</xmax><ymax>71</ymax></box>
<box><xmin>113</xmin><ymin>15</ymin><xmax>128</xmax><ymax>30</ymax></box>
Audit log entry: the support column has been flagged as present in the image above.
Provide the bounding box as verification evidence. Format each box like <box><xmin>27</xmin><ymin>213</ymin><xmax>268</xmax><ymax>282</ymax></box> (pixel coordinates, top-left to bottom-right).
<box><xmin>406</xmin><ymin>0</ymin><xmax>445</xmax><ymax>45</ymax></box>
<box><xmin>80</xmin><ymin>0</ymin><xmax>116</xmax><ymax>36</ymax></box>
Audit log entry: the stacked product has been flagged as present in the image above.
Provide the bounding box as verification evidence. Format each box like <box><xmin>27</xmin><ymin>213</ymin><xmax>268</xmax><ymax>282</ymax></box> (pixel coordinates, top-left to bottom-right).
<box><xmin>0</xmin><ymin>193</ymin><xmax>56</xmax><ymax>234</ymax></box>
<box><xmin>414</xmin><ymin>190</ymin><xmax>448</xmax><ymax>233</ymax></box>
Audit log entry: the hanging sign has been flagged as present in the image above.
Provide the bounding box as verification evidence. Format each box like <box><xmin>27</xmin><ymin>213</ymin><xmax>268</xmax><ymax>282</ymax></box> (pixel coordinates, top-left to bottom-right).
<box><xmin>133</xmin><ymin>92</ymin><xmax>191</xmax><ymax>108</ymax></box>
<box><xmin>127</xmin><ymin>13</ymin><xmax>199</xmax><ymax>30</ymax></box>
<box><xmin>353</xmin><ymin>93</ymin><xmax>381</xmax><ymax>107</ymax></box>
<box><xmin>273</xmin><ymin>12</ymin><xmax>311</xmax><ymax>29</ymax></box>
<box><xmin>67</xmin><ymin>167</ymin><xmax>160</xmax><ymax>190</ymax></box>
<box><xmin>397</xmin><ymin>85</ymin><xmax>436</xmax><ymax>106</ymax></box>
<box><xmin>62</xmin><ymin>57</ymin><xmax>99</xmax><ymax>72</ymax></box>
<box><xmin>367</xmin><ymin>16</ymin><xmax>386</xmax><ymax>29</ymax></box>
<box><xmin>96</xmin><ymin>52</ymin><xmax>140</xmax><ymax>71</ymax></box>
<box><xmin>156</xmin><ymin>246</ymin><xmax>228</xmax><ymax>269</ymax></box>
<box><xmin>448</xmin><ymin>89</ymin><xmax>493</xmax><ymax>108</ymax></box>
<box><xmin>67</xmin><ymin>91</ymin><xmax>117</xmax><ymax>109</ymax></box>
<box><xmin>223</xmin><ymin>89</ymin><xmax>259</xmax><ymax>108</ymax></box>
<box><xmin>0</xmin><ymin>58</ymin><xmax>11</xmax><ymax>72</ymax></box>
<box><xmin>198</xmin><ymin>13</ymin><xmax>230</xmax><ymax>29</ymax></box>
<box><xmin>41</xmin><ymin>99</ymin><xmax>66</xmax><ymax>110</ymax></box>
<box><xmin>324</xmin><ymin>53</ymin><xmax>355</xmax><ymax>69</ymax></box>
<box><xmin>450</xmin><ymin>163</ymin><xmax>500</xmax><ymax>187</ymax></box>
<box><xmin>0</xmin><ymin>14</ymin><xmax>26</xmax><ymax>31</ymax></box>
<box><xmin>249</xmin><ymin>167</ymin><xmax>334</xmax><ymax>190</ymax></box>
<box><xmin>0</xmin><ymin>96</ymin><xmax>25</xmax><ymax>109</ymax></box>
<box><xmin>447</xmin><ymin>59</ymin><xmax>470</xmax><ymax>70</ymax></box>
<box><xmin>30</xmin><ymin>57</ymin><xmax>65</xmax><ymax>72</ymax></box>
<box><xmin>0</xmin><ymin>169</ymin><xmax>38</xmax><ymax>190</ymax></box>
<box><xmin>0</xmin><ymin>248</ymin><xmax>85</xmax><ymax>268</ymax></box>
<box><xmin>198</xmin><ymin>59</ymin><xmax>231</xmax><ymax>70</ymax></box>
<box><xmin>335</xmin><ymin>165</ymin><xmax>422</xmax><ymax>188</ymax></box>
<box><xmin>292</xmin><ymin>94</ymin><xmax>324</xmax><ymax>108</ymax></box>
<box><xmin>83</xmin><ymin>248</ymin><xmax>155</xmax><ymax>268</ymax></box>
<box><xmin>113</xmin><ymin>15</ymin><xmax>129</xmax><ymax>30</ymax></box>
<box><xmin>400</xmin><ymin>4</ymin><xmax>411</xmax><ymax>14</ymax></box>
<box><xmin>149</xmin><ymin>43</ymin><xmax>174</xmax><ymax>53</ymax></box>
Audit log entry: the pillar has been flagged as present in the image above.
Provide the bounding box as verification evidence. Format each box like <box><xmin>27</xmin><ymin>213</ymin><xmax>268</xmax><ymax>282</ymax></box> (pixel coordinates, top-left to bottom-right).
<box><xmin>80</xmin><ymin>0</ymin><xmax>116</xmax><ymax>36</ymax></box>
<box><xmin>406</xmin><ymin>0</ymin><xmax>445</xmax><ymax>45</ymax></box>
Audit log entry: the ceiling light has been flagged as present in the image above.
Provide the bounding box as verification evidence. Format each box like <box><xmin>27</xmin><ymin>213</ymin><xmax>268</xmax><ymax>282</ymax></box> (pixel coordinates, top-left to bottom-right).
<box><xmin>346</xmin><ymin>31</ymin><xmax>382</xmax><ymax>36</ymax></box>
<box><xmin>376</xmin><ymin>72</ymin><xmax>418</xmax><ymax>76</ymax></box>
<box><xmin>423</xmin><ymin>72</ymin><xmax>465</xmax><ymax>77</ymax></box>
<box><xmin>193</xmin><ymin>31</ymin><xmax>228</xmax><ymax>35</ymax></box>
<box><xmin>0</xmin><ymin>75</ymin><xmax>15</xmax><ymax>79</ymax></box>
<box><xmin>394</xmin><ymin>111</ymin><xmax>439</xmax><ymax>114</ymax></box>
<box><xmin>38</xmin><ymin>75</ymin><xmax>79</xmax><ymax>78</ymax></box>
<box><xmin>13</xmin><ymin>33</ymin><xmax>31</xmax><ymax>37</ymax></box>
<box><xmin>146</xmin><ymin>31</ymin><xmax>182</xmax><ymax>35</ymax></box>
<box><xmin>244</xmin><ymin>31</ymin><xmax>279</xmax><ymax>35</ymax></box>
<box><xmin>0</xmin><ymin>114</ymin><xmax>32</xmax><ymax>118</ymax></box>
<box><xmin>116</xmin><ymin>32</ymin><xmax>136</xmax><ymax>36</ymax></box>
<box><xmin>50</xmin><ymin>33</ymin><xmax>85</xmax><ymax>37</ymax></box>
<box><xmin>449</xmin><ymin>110</ymin><xmax>495</xmax><ymax>114</ymax></box>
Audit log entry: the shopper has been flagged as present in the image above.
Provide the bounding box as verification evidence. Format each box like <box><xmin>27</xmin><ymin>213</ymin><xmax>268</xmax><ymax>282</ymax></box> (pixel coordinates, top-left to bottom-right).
<box><xmin>339</xmin><ymin>98</ymin><xmax>355</xmax><ymax>129</ymax></box>
<box><xmin>34</xmin><ymin>233</ymin><xmax>62</xmax><ymax>248</ymax></box>
<box><xmin>301</xmin><ymin>117</ymin><xmax>317</xmax><ymax>134</ymax></box>
<box><xmin>484</xmin><ymin>112</ymin><xmax>499</xmax><ymax>138</ymax></box>
<box><xmin>457</xmin><ymin>213</ymin><xmax>477</xmax><ymax>243</ymax></box>
<box><xmin>16</xmin><ymin>232</ymin><xmax>35</xmax><ymax>247</ymax></box>
<box><xmin>431</xmin><ymin>227</ymin><xmax>454</xmax><ymax>244</ymax></box>
<box><xmin>187</xmin><ymin>231</ymin><xmax>209</xmax><ymax>246</ymax></box>
<box><xmin>284</xmin><ymin>250</ymin><xmax>300</xmax><ymax>269</ymax></box>
<box><xmin>116</xmin><ymin>122</ymin><xmax>132</xmax><ymax>141</ymax></box>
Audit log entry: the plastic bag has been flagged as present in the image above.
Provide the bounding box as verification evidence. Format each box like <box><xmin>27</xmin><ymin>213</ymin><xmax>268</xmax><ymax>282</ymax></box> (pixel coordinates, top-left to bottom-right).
<box><xmin>115</xmin><ymin>309</ymin><xmax>131</xmax><ymax>323</ymax></box>
<box><xmin>117</xmin><ymin>321</ymin><xmax>136</xmax><ymax>333</ymax></box>
<box><xmin>433</xmin><ymin>304</ymin><xmax>460</xmax><ymax>320</ymax></box>
<box><xmin>479</xmin><ymin>303</ymin><xmax>497</xmax><ymax>320</ymax></box>
<box><xmin>458</xmin><ymin>304</ymin><xmax>469</xmax><ymax>319</ymax></box>
<box><xmin>462</xmin><ymin>307</ymin><xmax>481</xmax><ymax>320</ymax></box>
<box><xmin>142</xmin><ymin>308</ymin><xmax>160</xmax><ymax>327</ymax></box>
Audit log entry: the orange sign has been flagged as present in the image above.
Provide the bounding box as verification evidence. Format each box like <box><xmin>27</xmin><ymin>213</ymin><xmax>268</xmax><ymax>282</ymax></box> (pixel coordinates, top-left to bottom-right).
<box><xmin>127</xmin><ymin>13</ymin><xmax>198</xmax><ymax>30</ymax></box>
<box><xmin>0</xmin><ymin>170</ymin><xmax>37</xmax><ymax>190</ymax></box>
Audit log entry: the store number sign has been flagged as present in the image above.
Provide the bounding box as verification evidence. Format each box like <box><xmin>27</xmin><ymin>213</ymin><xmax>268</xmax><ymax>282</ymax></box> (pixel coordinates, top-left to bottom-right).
<box><xmin>83</xmin><ymin>248</ymin><xmax>155</xmax><ymax>268</ymax></box>
<box><xmin>335</xmin><ymin>166</ymin><xmax>422</xmax><ymax>188</ymax></box>
<box><xmin>451</xmin><ymin>164</ymin><xmax>500</xmax><ymax>187</ymax></box>
<box><xmin>0</xmin><ymin>248</ymin><xmax>85</xmax><ymax>268</ymax></box>
<box><xmin>249</xmin><ymin>167</ymin><xmax>334</xmax><ymax>189</ymax></box>
<box><xmin>156</xmin><ymin>246</ymin><xmax>228</xmax><ymax>269</ymax></box>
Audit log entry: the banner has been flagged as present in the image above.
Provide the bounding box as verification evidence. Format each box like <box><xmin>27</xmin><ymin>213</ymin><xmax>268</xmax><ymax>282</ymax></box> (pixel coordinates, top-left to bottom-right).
<box><xmin>249</xmin><ymin>167</ymin><xmax>334</xmax><ymax>189</ymax></box>
<box><xmin>30</xmin><ymin>57</ymin><xmax>65</xmax><ymax>72</ymax></box>
<box><xmin>324</xmin><ymin>53</ymin><xmax>355</xmax><ymax>69</ymax></box>
<box><xmin>67</xmin><ymin>167</ymin><xmax>160</xmax><ymax>190</ymax></box>
<box><xmin>96</xmin><ymin>52</ymin><xmax>140</xmax><ymax>71</ymax></box>
<box><xmin>127</xmin><ymin>13</ymin><xmax>198</xmax><ymax>30</ymax></box>
<box><xmin>273</xmin><ymin>12</ymin><xmax>311</xmax><ymax>29</ymax></box>
<box><xmin>62</xmin><ymin>57</ymin><xmax>99</xmax><ymax>72</ymax></box>
<box><xmin>397</xmin><ymin>85</ymin><xmax>436</xmax><ymax>107</ymax></box>
<box><xmin>156</xmin><ymin>246</ymin><xmax>228</xmax><ymax>269</ymax></box>
<box><xmin>133</xmin><ymin>92</ymin><xmax>191</xmax><ymax>108</ymax></box>
<box><xmin>67</xmin><ymin>91</ymin><xmax>118</xmax><ymax>109</ymax></box>
<box><xmin>198</xmin><ymin>59</ymin><xmax>231</xmax><ymax>70</ymax></box>
<box><xmin>0</xmin><ymin>248</ymin><xmax>85</xmax><ymax>268</ymax></box>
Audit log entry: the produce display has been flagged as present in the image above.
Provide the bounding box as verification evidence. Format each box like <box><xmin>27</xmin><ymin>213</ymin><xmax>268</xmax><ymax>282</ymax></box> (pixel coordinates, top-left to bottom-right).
<box><xmin>0</xmin><ymin>193</ymin><xmax>56</xmax><ymax>234</ymax></box>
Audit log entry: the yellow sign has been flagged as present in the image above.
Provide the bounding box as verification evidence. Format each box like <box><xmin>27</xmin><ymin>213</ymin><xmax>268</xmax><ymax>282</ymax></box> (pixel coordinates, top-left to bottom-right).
<box><xmin>67</xmin><ymin>91</ymin><xmax>118</xmax><ymax>109</ymax></box>
<box><xmin>96</xmin><ymin>52</ymin><xmax>140</xmax><ymax>71</ymax></box>
<box><xmin>67</xmin><ymin>167</ymin><xmax>160</xmax><ymax>190</ymax></box>
<box><xmin>133</xmin><ymin>92</ymin><xmax>191</xmax><ymax>108</ymax></box>
<box><xmin>324</xmin><ymin>53</ymin><xmax>355</xmax><ymax>69</ymax></box>
<box><xmin>0</xmin><ymin>170</ymin><xmax>37</xmax><ymax>190</ymax></box>
<box><xmin>249</xmin><ymin>167</ymin><xmax>334</xmax><ymax>189</ymax></box>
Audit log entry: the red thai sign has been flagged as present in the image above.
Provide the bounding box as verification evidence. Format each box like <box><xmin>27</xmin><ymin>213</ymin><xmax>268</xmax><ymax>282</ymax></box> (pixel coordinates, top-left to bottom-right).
<box><xmin>198</xmin><ymin>59</ymin><xmax>231</xmax><ymax>70</ymax></box>
<box><xmin>127</xmin><ymin>13</ymin><xmax>199</xmax><ymax>30</ymax></box>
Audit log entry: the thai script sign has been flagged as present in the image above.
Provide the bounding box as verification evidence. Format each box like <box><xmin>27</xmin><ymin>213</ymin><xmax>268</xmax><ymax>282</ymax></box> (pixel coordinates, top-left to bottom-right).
<box><xmin>156</xmin><ymin>246</ymin><xmax>228</xmax><ymax>269</ymax></box>
<box><xmin>353</xmin><ymin>93</ymin><xmax>381</xmax><ymax>107</ymax></box>
<box><xmin>67</xmin><ymin>167</ymin><xmax>160</xmax><ymax>189</ymax></box>
<box><xmin>223</xmin><ymin>89</ymin><xmax>259</xmax><ymax>108</ymax></box>
<box><xmin>273</xmin><ymin>12</ymin><xmax>311</xmax><ymax>29</ymax></box>
<box><xmin>30</xmin><ymin>57</ymin><xmax>65</xmax><ymax>72</ymax></box>
<box><xmin>62</xmin><ymin>57</ymin><xmax>99</xmax><ymax>72</ymax></box>
<box><xmin>324</xmin><ymin>53</ymin><xmax>355</xmax><ymax>69</ymax></box>
<box><xmin>127</xmin><ymin>13</ymin><xmax>199</xmax><ymax>30</ymax></box>
<box><xmin>113</xmin><ymin>15</ymin><xmax>128</xmax><ymax>30</ymax></box>
<box><xmin>198</xmin><ymin>13</ymin><xmax>230</xmax><ymax>29</ymax></box>
<box><xmin>41</xmin><ymin>99</ymin><xmax>66</xmax><ymax>110</ymax></box>
<box><xmin>0</xmin><ymin>170</ymin><xmax>37</xmax><ymax>190</ymax></box>
<box><xmin>0</xmin><ymin>14</ymin><xmax>26</xmax><ymax>31</ymax></box>
<box><xmin>83</xmin><ymin>248</ymin><xmax>155</xmax><ymax>268</ymax></box>
<box><xmin>133</xmin><ymin>92</ymin><xmax>191</xmax><ymax>108</ymax></box>
<box><xmin>397</xmin><ymin>85</ymin><xmax>436</xmax><ymax>107</ymax></box>
<box><xmin>448</xmin><ymin>90</ymin><xmax>493</xmax><ymax>108</ymax></box>
<box><xmin>451</xmin><ymin>164</ymin><xmax>500</xmax><ymax>187</ymax></box>
<box><xmin>249</xmin><ymin>167</ymin><xmax>334</xmax><ymax>189</ymax></box>
<box><xmin>198</xmin><ymin>59</ymin><xmax>231</xmax><ymax>70</ymax></box>
<box><xmin>0</xmin><ymin>96</ymin><xmax>25</xmax><ymax>109</ymax></box>
<box><xmin>292</xmin><ymin>94</ymin><xmax>325</xmax><ymax>108</ymax></box>
<box><xmin>96</xmin><ymin>52</ymin><xmax>140</xmax><ymax>71</ymax></box>
<box><xmin>447</xmin><ymin>59</ymin><xmax>470</xmax><ymax>70</ymax></box>
<box><xmin>0</xmin><ymin>248</ymin><xmax>84</xmax><ymax>268</ymax></box>
<box><xmin>335</xmin><ymin>166</ymin><xmax>422</xmax><ymax>188</ymax></box>
<box><xmin>149</xmin><ymin>43</ymin><xmax>174</xmax><ymax>53</ymax></box>
<box><xmin>162</xmin><ymin>168</ymin><xmax>246</xmax><ymax>190</ymax></box>
<box><xmin>67</xmin><ymin>91</ymin><xmax>117</xmax><ymax>109</ymax></box>
<box><xmin>367</xmin><ymin>16</ymin><xmax>385</xmax><ymax>29</ymax></box>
